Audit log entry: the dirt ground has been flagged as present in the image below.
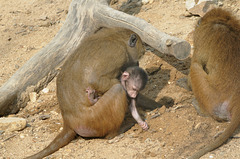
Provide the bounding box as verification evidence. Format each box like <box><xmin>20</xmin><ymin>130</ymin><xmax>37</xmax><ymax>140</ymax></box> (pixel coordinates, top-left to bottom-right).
<box><xmin>0</xmin><ymin>0</ymin><xmax>240</xmax><ymax>158</ymax></box>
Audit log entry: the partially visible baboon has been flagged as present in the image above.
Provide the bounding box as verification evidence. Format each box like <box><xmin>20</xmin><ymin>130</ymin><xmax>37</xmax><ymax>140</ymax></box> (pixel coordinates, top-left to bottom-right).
<box><xmin>25</xmin><ymin>27</ymin><xmax>146</xmax><ymax>159</ymax></box>
<box><xmin>188</xmin><ymin>8</ymin><xmax>240</xmax><ymax>159</ymax></box>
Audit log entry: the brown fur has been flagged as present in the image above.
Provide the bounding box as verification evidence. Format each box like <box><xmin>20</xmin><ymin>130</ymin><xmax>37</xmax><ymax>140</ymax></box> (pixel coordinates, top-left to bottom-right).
<box><xmin>25</xmin><ymin>27</ymin><xmax>145</xmax><ymax>159</ymax></box>
<box><xmin>188</xmin><ymin>8</ymin><xmax>240</xmax><ymax>159</ymax></box>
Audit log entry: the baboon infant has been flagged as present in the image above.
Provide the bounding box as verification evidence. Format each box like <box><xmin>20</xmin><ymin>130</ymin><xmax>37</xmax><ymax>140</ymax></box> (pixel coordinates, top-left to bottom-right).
<box><xmin>86</xmin><ymin>66</ymin><xmax>149</xmax><ymax>130</ymax></box>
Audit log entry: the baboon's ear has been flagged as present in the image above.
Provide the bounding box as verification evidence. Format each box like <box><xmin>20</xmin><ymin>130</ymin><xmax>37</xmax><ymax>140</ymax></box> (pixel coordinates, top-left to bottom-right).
<box><xmin>128</xmin><ymin>34</ymin><xmax>138</xmax><ymax>47</ymax></box>
<box><xmin>122</xmin><ymin>71</ymin><xmax>130</xmax><ymax>81</ymax></box>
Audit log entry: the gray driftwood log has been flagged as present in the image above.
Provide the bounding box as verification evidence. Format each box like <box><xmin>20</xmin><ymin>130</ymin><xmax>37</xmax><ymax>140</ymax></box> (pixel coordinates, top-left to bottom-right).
<box><xmin>0</xmin><ymin>0</ymin><xmax>191</xmax><ymax>116</ymax></box>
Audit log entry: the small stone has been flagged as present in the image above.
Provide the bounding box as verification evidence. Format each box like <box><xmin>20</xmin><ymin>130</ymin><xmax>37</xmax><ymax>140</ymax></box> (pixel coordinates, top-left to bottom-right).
<box><xmin>145</xmin><ymin>150</ymin><xmax>151</xmax><ymax>155</ymax></box>
<box><xmin>0</xmin><ymin>117</ymin><xmax>27</xmax><ymax>132</ymax></box>
<box><xmin>39</xmin><ymin>21</ymin><xmax>51</xmax><ymax>27</ymax></box>
<box><xmin>42</xmin><ymin>88</ymin><xmax>49</xmax><ymax>94</ymax></box>
<box><xmin>142</xmin><ymin>0</ymin><xmax>149</xmax><ymax>5</ymax></box>
<box><xmin>29</xmin><ymin>92</ymin><xmax>37</xmax><ymax>102</ymax></box>
<box><xmin>159</xmin><ymin>106</ymin><xmax>166</xmax><ymax>114</ymax></box>
<box><xmin>0</xmin><ymin>130</ymin><xmax>4</xmax><ymax>135</ymax></box>
<box><xmin>50</xmin><ymin>111</ymin><xmax>58</xmax><ymax>115</ymax></box>
<box><xmin>183</xmin><ymin>11</ymin><xmax>193</xmax><ymax>17</ymax></box>
<box><xmin>39</xmin><ymin>115</ymin><xmax>50</xmax><ymax>120</ymax></box>
<box><xmin>160</xmin><ymin>142</ymin><xmax>166</xmax><ymax>147</ymax></box>
<box><xmin>194</xmin><ymin>123</ymin><xmax>202</xmax><ymax>129</ymax></box>
<box><xmin>20</xmin><ymin>134</ymin><xmax>25</xmax><ymax>139</ymax></box>
<box><xmin>39</xmin><ymin>15</ymin><xmax>48</xmax><ymax>21</ymax></box>
<box><xmin>147</xmin><ymin>65</ymin><xmax>161</xmax><ymax>75</ymax></box>
<box><xmin>218</xmin><ymin>1</ymin><xmax>223</xmax><ymax>6</ymax></box>
<box><xmin>107</xmin><ymin>139</ymin><xmax>116</xmax><ymax>144</ymax></box>
<box><xmin>186</xmin><ymin>0</ymin><xmax>218</xmax><ymax>17</ymax></box>
<box><xmin>150</xmin><ymin>152</ymin><xmax>157</xmax><ymax>157</ymax></box>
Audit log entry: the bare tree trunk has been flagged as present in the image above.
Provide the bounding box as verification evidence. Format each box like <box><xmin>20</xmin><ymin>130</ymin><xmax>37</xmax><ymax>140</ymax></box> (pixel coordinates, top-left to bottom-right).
<box><xmin>0</xmin><ymin>0</ymin><xmax>190</xmax><ymax>116</ymax></box>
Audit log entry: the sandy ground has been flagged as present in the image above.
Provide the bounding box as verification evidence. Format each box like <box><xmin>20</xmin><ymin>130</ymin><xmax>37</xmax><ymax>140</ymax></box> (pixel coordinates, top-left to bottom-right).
<box><xmin>0</xmin><ymin>0</ymin><xmax>240</xmax><ymax>158</ymax></box>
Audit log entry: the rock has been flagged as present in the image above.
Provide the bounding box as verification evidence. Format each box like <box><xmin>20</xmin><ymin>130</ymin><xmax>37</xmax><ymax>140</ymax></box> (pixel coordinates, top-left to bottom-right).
<box><xmin>142</xmin><ymin>0</ymin><xmax>149</xmax><ymax>5</ymax></box>
<box><xmin>160</xmin><ymin>142</ymin><xmax>166</xmax><ymax>147</ymax></box>
<box><xmin>39</xmin><ymin>15</ymin><xmax>48</xmax><ymax>21</ymax></box>
<box><xmin>159</xmin><ymin>105</ymin><xmax>166</xmax><ymax>114</ymax></box>
<box><xmin>50</xmin><ymin>111</ymin><xmax>58</xmax><ymax>115</ymax></box>
<box><xmin>142</xmin><ymin>0</ymin><xmax>154</xmax><ymax>5</ymax></box>
<box><xmin>185</xmin><ymin>0</ymin><xmax>218</xmax><ymax>17</ymax></box>
<box><xmin>41</xmin><ymin>88</ymin><xmax>49</xmax><ymax>94</ymax></box>
<box><xmin>218</xmin><ymin>1</ymin><xmax>223</xmax><ymax>6</ymax></box>
<box><xmin>147</xmin><ymin>65</ymin><xmax>161</xmax><ymax>75</ymax></box>
<box><xmin>29</xmin><ymin>92</ymin><xmax>37</xmax><ymax>102</ymax></box>
<box><xmin>149</xmin><ymin>152</ymin><xmax>157</xmax><ymax>157</ymax></box>
<box><xmin>0</xmin><ymin>117</ymin><xmax>27</xmax><ymax>132</ymax></box>
<box><xmin>0</xmin><ymin>130</ymin><xmax>4</xmax><ymax>135</ymax></box>
<box><xmin>39</xmin><ymin>21</ymin><xmax>51</xmax><ymax>27</ymax></box>
<box><xmin>19</xmin><ymin>133</ymin><xmax>25</xmax><ymax>139</ymax></box>
<box><xmin>39</xmin><ymin>114</ymin><xmax>50</xmax><ymax>120</ymax></box>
